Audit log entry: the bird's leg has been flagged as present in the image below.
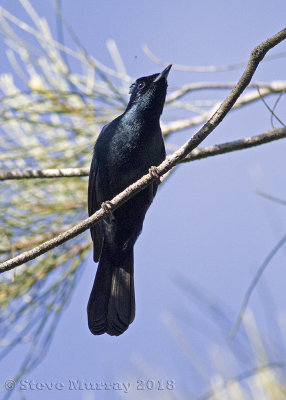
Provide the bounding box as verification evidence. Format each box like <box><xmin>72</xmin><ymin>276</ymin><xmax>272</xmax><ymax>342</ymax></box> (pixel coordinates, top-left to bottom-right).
<box><xmin>149</xmin><ymin>166</ymin><xmax>161</xmax><ymax>184</ymax></box>
<box><xmin>101</xmin><ymin>201</ymin><xmax>115</xmax><ymax>222</ymax></box>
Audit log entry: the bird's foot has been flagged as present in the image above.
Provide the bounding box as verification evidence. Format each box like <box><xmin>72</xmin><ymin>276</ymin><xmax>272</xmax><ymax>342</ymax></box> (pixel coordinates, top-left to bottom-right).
<box><xmin>149</xmin><ymin>166</ymin><xmax>161</xmax><ymax>183</ymax></box>
<box><xmin>102</xmin><ymin>201</ymin><xmax>115</xmax><ymax>221</ymax></box>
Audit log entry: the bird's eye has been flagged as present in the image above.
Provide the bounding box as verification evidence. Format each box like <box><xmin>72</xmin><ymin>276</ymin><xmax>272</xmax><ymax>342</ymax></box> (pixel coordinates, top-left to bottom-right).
<box><xmin>138</xmin><ymin>82</ymin><xmax>146</xmax><ymax>89</ymax></box>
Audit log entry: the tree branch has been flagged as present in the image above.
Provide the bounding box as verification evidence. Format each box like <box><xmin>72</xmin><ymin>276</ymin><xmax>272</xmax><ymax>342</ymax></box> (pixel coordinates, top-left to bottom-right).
<box><xmin>1</xmin><ymin>28</ymin><xmax>286</xmax><ymax>273</ymax></box>
<box><xmin>1</xmin><ymin>128</ymin><xmax>286</xmax><ymax>180</ymax></box>
<box><xmin>181</xmin><ymin>128</ymin><xmax>286</xmax><ymax>162</ymax></box>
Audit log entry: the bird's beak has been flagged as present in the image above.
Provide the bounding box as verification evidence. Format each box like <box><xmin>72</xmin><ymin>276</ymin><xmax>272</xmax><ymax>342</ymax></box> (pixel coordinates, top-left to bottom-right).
<box><xmin>153</xmin><ymin>64</ymin><xmax>172</xmax><ymax>82</ymax></box>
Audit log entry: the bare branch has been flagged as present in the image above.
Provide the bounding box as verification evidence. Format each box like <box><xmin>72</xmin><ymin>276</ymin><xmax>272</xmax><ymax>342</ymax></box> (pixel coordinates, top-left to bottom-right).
<box><xmin>1</xmin><ymin>28</ymin><xmax>286</xmax><ymax>273</ymax></box>
<box><xmin>1</xmin><ymin>128</ymin><xmax>285</xmax><ymax>181</ymax></box>
<box><xmin>166</xmin><ymin>80</ymin><xmax>286</xmax><ymax>104</ymax></box>
<box><xmin>0</xmin><ymin>167</ymin><xmax>89</xmax><ymax>180</ymax></box>
<box><xmin>181</xmin><ymin>128</ymin><xmax>286</xmax><ymax>162</ymax></box>
<box><xmin>163</xmin><ymin>81</ymin><xmax>286</xmax><ymax>136</ymax></box>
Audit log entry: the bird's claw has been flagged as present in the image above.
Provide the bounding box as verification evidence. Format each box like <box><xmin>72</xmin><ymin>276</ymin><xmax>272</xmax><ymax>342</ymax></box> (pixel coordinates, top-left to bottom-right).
<box><xmin>149</xmin><ymin>166</ymin><xmax>161</xmax><ymax>183</ymax></box>
<box><xmin>102</xmin><ymin>201</ymin><xmax>115</xmax><ymax>221</ymax></box>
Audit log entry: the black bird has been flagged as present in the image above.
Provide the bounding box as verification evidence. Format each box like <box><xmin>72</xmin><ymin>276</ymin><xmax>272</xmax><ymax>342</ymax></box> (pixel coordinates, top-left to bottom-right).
<box><xmin>87</xmin><ymin>65</ymin><xmax>171</xmax><ymax>336</ymax></box>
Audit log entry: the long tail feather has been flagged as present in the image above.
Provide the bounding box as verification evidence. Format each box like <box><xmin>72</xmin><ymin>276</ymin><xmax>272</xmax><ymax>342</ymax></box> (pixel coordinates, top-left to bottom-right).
<box><xmin>87</xmin><ymin>243</ymin><xmax>135</xmax><ymax>336</ymax></box>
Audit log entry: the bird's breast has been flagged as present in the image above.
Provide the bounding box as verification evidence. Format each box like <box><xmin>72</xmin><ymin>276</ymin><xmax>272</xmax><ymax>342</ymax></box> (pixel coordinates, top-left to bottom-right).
<box><xmin>96</xmin><ymin>119</ymin><xmax>165</xmax><ymax>198</ymax></box>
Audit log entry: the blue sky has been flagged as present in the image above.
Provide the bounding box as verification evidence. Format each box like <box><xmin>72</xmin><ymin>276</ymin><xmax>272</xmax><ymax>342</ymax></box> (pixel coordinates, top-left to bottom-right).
<box><xmin>1</xmin><ymin>1</ymin><xmax>286</xmax><ymax>399</ymax></box>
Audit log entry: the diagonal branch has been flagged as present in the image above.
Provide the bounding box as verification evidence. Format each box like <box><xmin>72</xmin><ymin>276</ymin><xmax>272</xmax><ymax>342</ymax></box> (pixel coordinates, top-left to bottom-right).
<box><xmin>1</xmin><ymin>28</ymin><xmax>286</xmax><ymax>274</ymax></box>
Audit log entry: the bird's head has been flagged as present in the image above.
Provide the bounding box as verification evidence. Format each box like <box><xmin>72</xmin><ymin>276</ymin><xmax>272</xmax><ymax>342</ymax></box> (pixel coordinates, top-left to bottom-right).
<box><xmin>126</xmin><ymin>64</ymin><xmax>172</xmax><ymax>118</ymax></box>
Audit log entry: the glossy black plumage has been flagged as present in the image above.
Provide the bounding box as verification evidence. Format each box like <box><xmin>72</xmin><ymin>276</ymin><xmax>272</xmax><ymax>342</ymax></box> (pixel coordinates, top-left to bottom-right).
<box><xmin>88</xmin><ymin>65</ymin><xmax>171</xmax><ymax>336</ymax></box>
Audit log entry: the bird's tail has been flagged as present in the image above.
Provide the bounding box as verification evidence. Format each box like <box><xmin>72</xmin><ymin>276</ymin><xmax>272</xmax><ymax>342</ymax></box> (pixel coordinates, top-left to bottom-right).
<box><xmin>87</xmin><ymin>241</ymin><xmax>135</xmax><ymax>336</ymax></box>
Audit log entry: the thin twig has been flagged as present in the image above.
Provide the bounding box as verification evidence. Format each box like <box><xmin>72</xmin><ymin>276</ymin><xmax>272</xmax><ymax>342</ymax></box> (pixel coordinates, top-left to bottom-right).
<box><xmin>230</xmin><ymin>233</ymin><xmax>286</xmax><ymax>338</ymax></box>
<box><xmin>256</xmin><ymin>190</ymin><xmax>286</xmax><ymax>206</ymax></box>
<box><xmin>1</xmin><ymin>28</ymin><xmax>286</xmax><ymax>273</ymax></box>
<box><xmin>0</xmin><ymin>5</ymin><xmax>129</xmax><ymax>81</ymax></box>
<box><xmin>271</xmin><ymin>89</ymin><xmax>286</xmax><ymax>128</ymax></box>
<box><xmin>143</xmin><ymin>43</ymin><xmax>286</xmax><ymax>72</ymax></box>
<box><xmin>196</xmin><ymin>360</ymin><xmax>286</xmax><ymax>400</ymax></box>
<box><xmin>256</xmin><ymin>86</ymin><xmax>286</xmax><ymax>128</ymax></box>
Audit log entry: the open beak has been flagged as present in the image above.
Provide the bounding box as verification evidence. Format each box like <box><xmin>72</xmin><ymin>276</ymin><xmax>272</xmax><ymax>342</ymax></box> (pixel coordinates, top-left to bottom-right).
<box><xmin>153</xmin><ymin>64</ymin><xmax>172</xmax><ymax>82</ymax></box>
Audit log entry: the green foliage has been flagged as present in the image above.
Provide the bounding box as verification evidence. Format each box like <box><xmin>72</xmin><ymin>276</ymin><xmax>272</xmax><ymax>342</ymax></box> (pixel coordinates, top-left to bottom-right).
<box><xmin>0</xmin><ymin>0</ymin><xmax>126</xmax><ymax>379</ymax></box>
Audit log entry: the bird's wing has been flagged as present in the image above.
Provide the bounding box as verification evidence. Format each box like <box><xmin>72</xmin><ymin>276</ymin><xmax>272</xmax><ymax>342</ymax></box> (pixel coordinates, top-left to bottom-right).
<box><xmin>88</xmin><ymin>154</ymin><xmax>103</xmax><ymax>262</ymax></box>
